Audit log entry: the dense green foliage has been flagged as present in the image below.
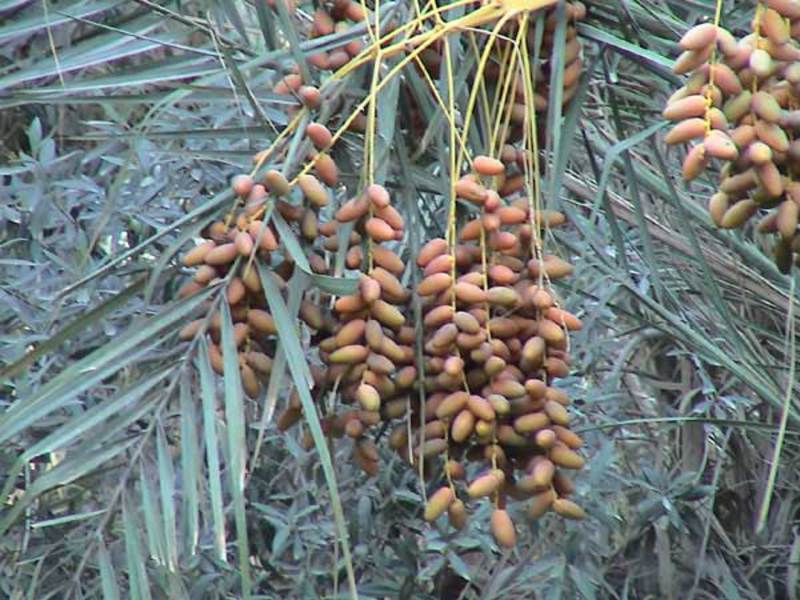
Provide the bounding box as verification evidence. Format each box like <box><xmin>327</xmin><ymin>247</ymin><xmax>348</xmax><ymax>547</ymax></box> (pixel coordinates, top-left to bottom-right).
<box><xmin>1</xmin><ymin>1</ymin><xmax>799</xmax><ymax>599</ymax></box>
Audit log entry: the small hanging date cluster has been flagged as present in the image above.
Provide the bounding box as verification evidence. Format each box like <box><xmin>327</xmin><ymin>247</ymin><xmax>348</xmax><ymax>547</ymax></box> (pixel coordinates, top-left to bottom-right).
<box><xmin>664</xmin><ymin>1</ymin><xmax>800</xmax><ymax>272</ymax></box>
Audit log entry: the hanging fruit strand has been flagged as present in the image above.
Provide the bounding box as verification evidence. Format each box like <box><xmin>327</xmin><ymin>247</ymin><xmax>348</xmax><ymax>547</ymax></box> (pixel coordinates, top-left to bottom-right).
<box><xmin>663</xmin><ymin>0</ymin><xmax>800</xmax><ymax>272</ymax></box>
<box><xmin>176</xmin><ymin>0</ymin><xmax>589</xmax><ymax>555</ymax></box>
<box><xmin>417</xmin><ymin>3</ymin><xmax>588</xmax><ymax>549</ymax></box>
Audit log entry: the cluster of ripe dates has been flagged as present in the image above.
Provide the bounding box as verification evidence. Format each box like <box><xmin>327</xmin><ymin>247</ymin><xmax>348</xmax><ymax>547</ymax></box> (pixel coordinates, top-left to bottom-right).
<box><xmin>664</xmin><ymin>1</ymin><xmax>800</xmax><ymax>271</ymax></box>
<box><xmin>178</xmin><ymin>0</ymin><xmax>590</xmax><ymax>548</ymax></box>
<box><xmin>178</xmin><ymin>151</ymin><xmax>587</xmax><ymax>548</ymax></box>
